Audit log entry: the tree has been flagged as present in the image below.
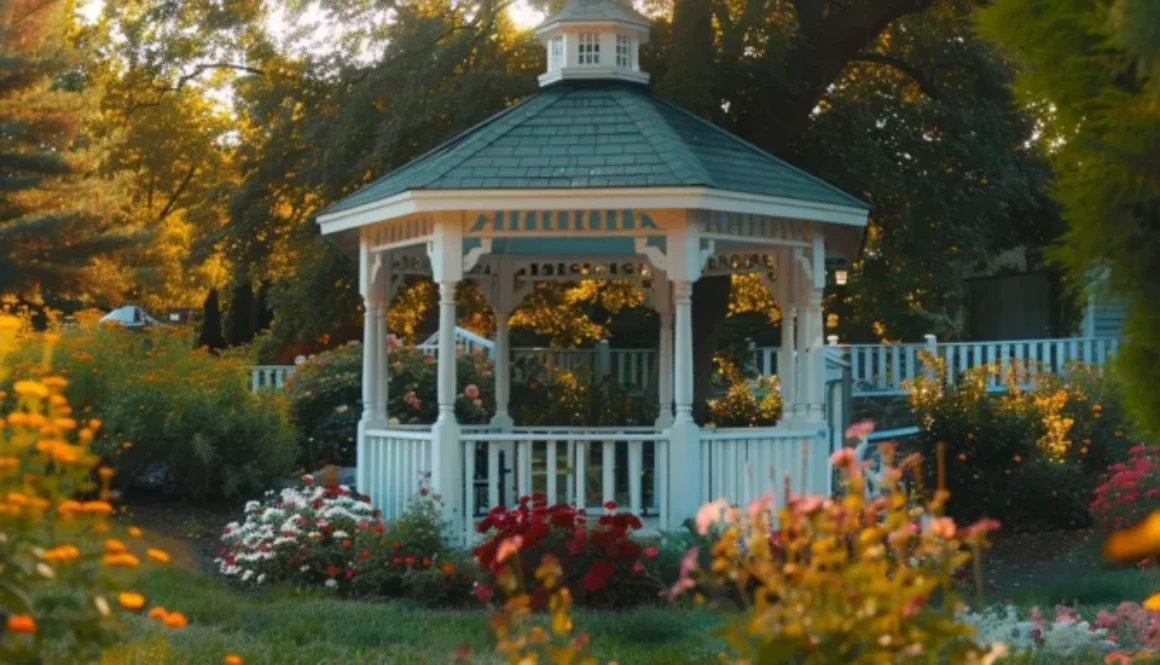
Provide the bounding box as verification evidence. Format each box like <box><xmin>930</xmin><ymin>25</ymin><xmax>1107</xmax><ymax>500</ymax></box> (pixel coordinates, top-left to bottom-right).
<box><xmin>0</xmin><ymin>0</ymin><xmax>138</xmax><ymax>304</ymax></box>
<box><xmin>197</xmin><ymin>288</ymin><xmax>226</xmax><ymax>351</ymax></box>
<box><xmin>255</xmin><ymin>280</ymin><xmax>274</xmax><ymax>333</ymax></box>
<box><xmin>224</xmin><ymin>278</ymin><xmax>255</xmax><ymax>347</ymax></box>
<box><xmin>977</xmin><ymin>0</ymin><xmax>1160</xmax><ymax>435</ymax></box>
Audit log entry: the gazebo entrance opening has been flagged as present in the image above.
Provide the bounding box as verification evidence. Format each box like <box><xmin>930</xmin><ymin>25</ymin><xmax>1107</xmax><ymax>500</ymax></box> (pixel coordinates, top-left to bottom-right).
<box><xmin>315</xmin><ymin>0</ymin><xmax>870</xmax><ymax>541</ymax></box>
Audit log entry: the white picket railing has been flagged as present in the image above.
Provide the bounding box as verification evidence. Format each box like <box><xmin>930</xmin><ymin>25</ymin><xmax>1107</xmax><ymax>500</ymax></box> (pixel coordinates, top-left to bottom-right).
<box><xmin>250</xmin><ymin>365</ymin><xmax>296</xmax><ymax>391</ymax></box>
<box><xmin>700</xmin><ymin>427</ymin><xmax>831</xmax><ymax>508</ymax></box>
<box><xmin>460</xmin><ymin>427</ymin><xmax>666</xmax><ymax>540</ymax></box>
<box><xmin>361</xmin><ymin>428</ymin><xmax>434</xmax><ymax>521</ymax></box>
<box><xmin>254</xmin><ymin>335</ymin><xmax>1121</xmax><ymax>398</ymax></box>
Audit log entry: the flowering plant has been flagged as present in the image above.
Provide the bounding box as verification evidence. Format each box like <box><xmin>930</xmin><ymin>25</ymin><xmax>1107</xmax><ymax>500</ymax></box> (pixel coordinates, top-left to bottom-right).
<box><xmin>474</xmin><ymin>495</ymin><xmax>662</xmax><ymax>608</ymax></box>
<box><xmin>0</xmin><ymin>310</ymin><xmax>182</xmax><ymax>663</ymax></box>
<box><xmin>670</xmin><ymin>425</ymin><xmax>1004</xmax><ymax>664</ymax></box>
<box><xmin>961</xmin><ymin>604</ymin><xmax>1116</xmax><ymax>658</ymax></box>
<box><xmin>1092</xmin><ymin>446</ymin><xmax>1160</xmax><ymax>534</ymax></box>
<box><xmin>216</xmin><ymin>477</ymin><xmax>474</xmax><ymax>603</ymax></box>
<box><xmin>707</xmin><ymin>375</ymin><xmax>782</xmax><ymax>428</ymax></box>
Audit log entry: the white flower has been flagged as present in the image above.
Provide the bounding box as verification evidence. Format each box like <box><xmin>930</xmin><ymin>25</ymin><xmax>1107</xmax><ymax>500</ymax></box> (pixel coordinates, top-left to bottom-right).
<box><xmin>325</xmin><ymin>578</ymin><xmax>338</xmax><ymax>589</ymax></box>
<box><xmin>332</xmin><ymin>530</ymin><xmax>349</xmax><ymax>540</ymax></box>
<box><xmin>242</xmin><ymin>570</ymin><xmax>253</xmax><ymax>582</ymax></box>
<box><xmin>300</xmin><ymin>565</ymin><xmax>309</xmax><ymax>572</ymax></box>
<box><xmin>257</xmin><ymin>573</ymin><xmax>266</xmax><ymax>584</ymax></box>
<box><xmin>244</xmin><ymin>500</ymin><xmax>260</xmax><ymax>513</ymax></box>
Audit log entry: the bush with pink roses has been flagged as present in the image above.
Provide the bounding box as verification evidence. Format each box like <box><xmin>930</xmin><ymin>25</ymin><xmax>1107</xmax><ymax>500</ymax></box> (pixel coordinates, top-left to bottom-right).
<box><xmin>473</xmin><ymin>494</ymin><xmax>663</xmax><ymax>608</ymax></box>
<box><xmin>1091</xmin><ymin>445</ymin><xmax>1160</xmax><ymax>534</ymax></box>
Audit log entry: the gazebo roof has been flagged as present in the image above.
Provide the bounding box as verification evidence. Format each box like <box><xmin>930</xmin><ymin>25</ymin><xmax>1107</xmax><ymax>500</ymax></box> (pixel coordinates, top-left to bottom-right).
<box><xmin>538</xmin><ymin>0</ymin><xmax>651</xmax><ymax>29</ymax></box>
<box><xmin>319</xmin><ymin>81</ymin><xmax>868</xmax><ymax>218</ymax></box>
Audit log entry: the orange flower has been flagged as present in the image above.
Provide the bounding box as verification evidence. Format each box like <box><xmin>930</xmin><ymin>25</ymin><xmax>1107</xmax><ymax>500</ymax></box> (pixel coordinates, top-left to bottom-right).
<box><xmin>327</xmin><ymin>565</ymin><xmax>340</xmax><ymax>578</ymax></box>
<box><xmin>224</xmin><ymin>656</ymin><xmax>244</xmax><ymax>665</ymax></box>
<box><xmin>163</xmin><ymin>611</ymin><xmax>188</xmax><ymax>628</ymax></box>
<box><xmin>147</xmin><ymin>607</ymin><xmax>168</xmax><ymax>622</ymax></box>
<box><xmin>105</xmin><ymin>539</ymin><xmax>128</xmax><ymax>553</ymax></box>
<box><xmin>128</xmin><ymin>526</ymin><xmax>143</xmax><ymax>537</ymax></box>
<box><xmin>118</xmin><ymin>592</ymin><xmax>146</xmax><ymax>610</ymax></box>
<box><xmin>81</xmin><ymin>500</ymin><xmax>114</xmax><ymax>514</ymax></box>
<box><xmin>7</xmin><ymin>614</ymin><xmax>35</xmax><ymax>634</ymax></box>
<box><xmin>422</xmin><ymin>557</ymin><xmax>431</xmax><ymax>568</ymax></box>
<box><xmin>441</xmin><ymin>562</ymin><xmax>456</xmax><ymax>576</ymax></box>
<box><xmin>146</xmin><ymin>548</ymin><xmax>171</xmax><ymax>564</ymax></box>
<box><xmin>103</xmin><ymin>553</ymin><xmax>140</xmax><ymax>567</ymax></box>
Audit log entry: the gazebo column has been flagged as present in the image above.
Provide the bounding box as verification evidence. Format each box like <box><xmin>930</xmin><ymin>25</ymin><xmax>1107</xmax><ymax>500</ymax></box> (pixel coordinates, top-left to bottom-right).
<box><xmin>665</xmin><ymin>225</ymin><xmax>701</xmax><ymax>524</ymax></box>
<box><xmin>654</xmin><ymin>275</ymin><xmax>673</xmax><ymax>428</ymax></box>
<box><xmin>777</xmin><ymin>249</ymin><xmax>797</xmax><ymax>422</ymax></box>
<box><xmin>491</xmin><ymin>309</ymin><xmax>514</xmax><ymax>430</ymax></box>
<box><xmin>802</xmin><ymin>230</ymin><xmax>828</xmax><ymax>421</ymax></box>
<box><xmin>356</xmin><ymin>241</ymin><xmax>386</xmax><ymax>495</ymax></box>
<box><xmin>430</xmin><ymin>218</ymin><xmax>464</xmax><ymax>535</ymax></box>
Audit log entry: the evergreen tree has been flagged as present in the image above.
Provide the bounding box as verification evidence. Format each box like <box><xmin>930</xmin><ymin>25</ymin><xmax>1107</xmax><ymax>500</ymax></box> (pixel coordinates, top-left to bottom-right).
<box><xmin>254</xmin><ymin>280</ymin><xmax>274</xmax><ymax>333</ymax></box>
<box><xmin>224</xmin><ymin>279</ymin><xmax>255</xmax><ymax>347</ymax></box>
<box><xmin>0</xmin><ymin>0</ymin><xmax>137</xmax><ymax>302</ymax></box>
<box><xmin>197</xmin><ymin>289</ymin><xmax>226</xmax><ymax>351</ymax></box>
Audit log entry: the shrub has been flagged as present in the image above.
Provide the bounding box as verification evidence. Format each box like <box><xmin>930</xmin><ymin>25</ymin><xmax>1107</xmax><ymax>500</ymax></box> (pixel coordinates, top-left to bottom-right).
<box><xmin>5</xmin><ymin>314</ymin><xmax>297</xmax><ymax>502</ymax></box>
<box><xmin>706</xmin><ymin>375</ymin><xmax>782</xmax><ymax>428</ymax></box>
<box><xmin>473</xmin><ymin>495</ymin><xmax>663</xmax><ymax>608</ymax></box>
<box><xmin>1092</xmin><ymin>445</ymin><xmax>1160</xmax><ymax>534</ymax></box>
<box><xmin>0</xmin><ymin>312</ymin><xmax>181</xmax><ymax>663</ymax></box>
<box><xmin>670</xmin><ymin>432</ymin><xmax>1003</xmax><ymax>664</ymax></box>
<box><xmin>216</xmin><ymin>478</ymin><xmax>474</xmax><ymax>604</ymax></box>
<box><xmin>509</xmin><ymin>361</ymin><xmax>657</xmax><ymax>427</ymax></box>
<box><xmin>908</xmin><ymin>358</ymin><xmax>1135</xmax><ymax>531</ymax></box>
<box><xmin>961</xmin><ymin>604</ymin><xmax>1115</xmax><ymax>659</ymax></box>
<box><xmin>285</xmin><ymin>341</ymin><xmax>495</xmax><ymax>468</ymax></box>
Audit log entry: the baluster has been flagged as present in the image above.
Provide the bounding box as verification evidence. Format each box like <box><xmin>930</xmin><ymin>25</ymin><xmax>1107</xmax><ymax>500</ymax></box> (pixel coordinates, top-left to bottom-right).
<box><xmin>546</xmin><ymin>441</ymin><xmax>558</xmax><ymax>505</ymax></box>
<box><xmin>658</xmin><ymin>439</ymin><xmax>669</xmax><ymax>529</ymax></box>
<box><xmin>890</xmin><ymin>345</ymin><xmax>901</xmax><ymax>392</ymax></box>
<box><xmin>876</xmin><ymin>345</ymin><xmax>887</xmax><ymax>390</ymax></box>
<box><xmin>565</xmin><ymin>442</ymin><xmax>575</xmax><ymax>508</ymax></box>
<box><xmin>602</xmin><ymin>441</ymin><xmax>615</xmax><ymax>506</ymax></box>
<box><xmin>628</xmin><ymin>440</ymin><xmax>643</xmax><ymax>516</ymax></box>
<box><xmin>574</xmin><ymin>441</ymin><xmax>587</xmax><ymax>509</ymax></box>
<box><xmin>518</xmin><ymin>440</ymin><xmax>532</xmax><ymax>499</ymax></box>
<box><xmin>465</xmin><ymin>441</ymin><xmax>476</xmax><ymax>523</ymax></box>
<box><xmin>487</xmin><ymin>444</ymin><xmax>500</xmax><ymax>509</ymax></box>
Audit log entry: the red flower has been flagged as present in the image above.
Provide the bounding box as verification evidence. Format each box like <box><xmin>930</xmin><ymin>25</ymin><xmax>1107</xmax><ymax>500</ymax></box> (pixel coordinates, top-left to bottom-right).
<box><xmin>357</xmin><ymin>521</ymin><xmax>369</xmax><ymax>530</ymax></box>
<box><xmin>342</xmin><ymin>539</ymin><xmax>352</xmax><ymax>549</ymax></box>
<box><xmin>374</xmin><ymin>523</ymin><xmax>385</xmax><ymax>534</ymax></box>
<box><xmin>327</xmin><ymin>565</ymin><xmax>340</xmax><ymax>578</ymax></box>
<box><xmin>644</xmin><ymin>545</ymin><xmax>659</xmax><ymax>558</ymax></box>
<box><xmin>603</xmin><ymin>500</ymin><xmax>617</xmax><ymax>511</ymax></box>
<box><xmin>632</xmin><ymin>561</ymin><xmax>645</xmax><ymax>574</ymax></box>
<box><xmin>405</xmin><ymin>555</ymin><xmax>416</xmax><ymax>566</ymax></box>
<box><xmin>474</xmin><ymin>583</ymin><xmax>494</xmax><ymax>604</ymax></box>
<box><xmin>392</xmin><ymin>557</ymin><xmax>402</xmax><ymax>566</ymax></box>
<box><xmin>581</xmin><ymin>560</ymin><xmax>615</xmax><ymax>592</ymax></box>
<box><xmin>345</xmin><ymin>568</ymin><xmax>355</xmax><ymax>580</ymax></box>
<box><xmin>422</xmin><ymin>557</ymin><xmax>431</xmax><ymax>568</ymax></box>
<box><xmin>360</xmin><ymin>549</ymin><xmax>371</xmax><ymax>561</ymax></box>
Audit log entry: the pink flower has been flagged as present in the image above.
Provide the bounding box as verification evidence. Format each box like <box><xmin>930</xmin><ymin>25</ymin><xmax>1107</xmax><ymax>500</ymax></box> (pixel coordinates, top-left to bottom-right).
<box><xmin>695</xmin><ymin>499</ymin><xmax>728</xmax><ymax>535</ymax></box>
<box><xmin>845</xmin><ymin>420</ymin><xmax>875</xmax><ymax>441</ymax></box>
<box><xmin>386</xmin><ymin>333</ymin><xmax>401</xmax><ymax>350</ymax></box>
<box><xmin>496</xmin><ymin>536</ymin><xmax>523</xmax><ymax>564</ymax></box>
<box><xmin>643</xmin><ymin>545</ymin><xmax>659</xmax><ymax>558</ymax></box>
<box><xmin>927</xmin><ymin>517</ymin><xmax>956</xmax><ymax>540</ymax></box>
<box><xmin>962</xmin><ymin>518</ymin><xmax>1002</xmax><ymax>540</ymax></box>
<box><xmin>632</xmin><ymin>561</ymin><xmax>644</xmax><ymax>574</ymax></box>
<box><xmin>668</xmin><ymin>548</ymin><xmax>699</xmax><ymax>600</ymax></box>
<box><xmin>464</xmin><ymin>384</ymin><xmax>479</xmax><ymax>400</ymax></box>
<box><xmin>474</xmin><ymin>582</ymin><xmax>494</xmax><ymax>604</ymax></box>
<box><xmin>747</xmin><ymin>492</ymin><xmax>774</xmax><ymax>524</ymax></box>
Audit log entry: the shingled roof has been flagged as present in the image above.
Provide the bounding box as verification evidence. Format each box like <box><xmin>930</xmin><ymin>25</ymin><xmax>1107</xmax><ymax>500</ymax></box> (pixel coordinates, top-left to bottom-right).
<box><xmin>320</xmin><ymin>81</ymin><xmax>868</xmax><ymax>217</ymax></box>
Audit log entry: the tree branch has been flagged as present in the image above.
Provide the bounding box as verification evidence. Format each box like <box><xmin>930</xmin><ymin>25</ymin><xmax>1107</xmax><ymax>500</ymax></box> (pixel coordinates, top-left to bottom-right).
<box><xmin>155</xmin><ymin>161</ymin><xmax>199</xmax><ymax>224</ymax></box>
<box><xmin>849</xmin><ymin>52</ymin><xmax>941</xmax><ymax>99</ymax></box>
<box><xmin>125</xmin><ymin>63</ymin><xmax>265</xmax><ymax>117</ymax></box>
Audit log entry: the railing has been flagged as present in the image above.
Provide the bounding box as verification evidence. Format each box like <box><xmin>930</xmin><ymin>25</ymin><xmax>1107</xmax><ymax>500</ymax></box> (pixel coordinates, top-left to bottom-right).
<box><xmin>700</xmin><ymin>428</ymin><xmax>831</xmax><ymax>508</ymax></box>
<box><xmin>253</xmin><ymin>335</ymin><xmax>1121</xmax><ymax>397</ymax></box>
<box><xmin>362</xmin><ymin>428</ymin><xmax>433</xmax><ymax>521</ymax></box>
<box><xmin>460</xmin><ymin>427</ymin><xmax>667</xmax><ymax>540</ymax></box>
<box><xmin>846</xmin><ymin>336</ymin><xmax>1121</xmax><ymax>396</ymax></box>
<box><xmin>251</xmin><ymin>365</ymin><xmax>296</xmax><ymax>391</ymax></box>
<box><xmin>419</xmin><ymin>327</ymin><xmax>495</xmax><ymax>358</ymax></box>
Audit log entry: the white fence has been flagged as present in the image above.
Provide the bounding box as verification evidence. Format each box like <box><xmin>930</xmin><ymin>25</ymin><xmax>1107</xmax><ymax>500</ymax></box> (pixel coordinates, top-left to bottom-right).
<box><xmin>253</xmin><ymin>334</ymin><xmax>1120</xmax><ymax>398</ymax></box>
<box><xmin>700</xmin><ymin>428</ymin><xmax>831</xmax><ymax>508</ymax></box>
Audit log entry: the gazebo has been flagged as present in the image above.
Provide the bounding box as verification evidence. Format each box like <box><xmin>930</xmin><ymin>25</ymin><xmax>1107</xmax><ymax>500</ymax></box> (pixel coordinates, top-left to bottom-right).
<box><xmin>316</xmin><ymin>0</ymin><xmax>870</xmax><ymax>541</ymax></box>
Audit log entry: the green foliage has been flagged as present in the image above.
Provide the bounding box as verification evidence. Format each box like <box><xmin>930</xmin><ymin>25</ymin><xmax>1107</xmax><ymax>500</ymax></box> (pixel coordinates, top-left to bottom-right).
<box><xmin>11</xmin><ymin>317</ymin><xmax>297</xmax><ymax>501</ymax></box>
<box><xmin>196</xmin><ymin>289</ymin><xmax>225</xmax><ymax>351</ymax></box>
<box><xmin>509</xmin><ymin>361</ymin><xmax>657</xmax><ymax>428</ymax></box>
<box><xmin>224</xmin><ymin>278</ymin><xmax>256</xmax><ymax>347</ymax></box>
<box><xmin>706</xmin><ymin>376</ymin><xmax>783</xmax><ymax>428</ymax></box>
<box><xmin>977</xmin><ymin>0</ymin><xmax>1160</xmax><ymax>435</ymax></box>
<box><xmin>284</xmin><ymin>342</ymin><xmax>496</xmax><ymax>468</ymax></box>
<box><xmin>908</xmin><ymin>361</ymin><xmax>1134</xmax><ymax>531</ymax></box>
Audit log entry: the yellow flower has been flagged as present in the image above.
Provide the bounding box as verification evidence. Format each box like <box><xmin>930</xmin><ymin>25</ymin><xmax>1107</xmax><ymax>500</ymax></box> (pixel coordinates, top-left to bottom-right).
<box><xmin>162</xmin><ymin>611</ymin><xmax>187</xmax><ymax>628</ymax></box>
<box><xmin>128</xmin><ymin>526</ymin><xmax>143</xmax><ymax>537</ymax></box>
<box><xmin>81</xmin><ymin>500</ymin><xmax>114</xmax><ymax>514</ymax></box>
<box><xmin>147</xmin><ymin>548</ymin><xmax>171</xmax><ymax>564</ymax></box>
<box><xmin>103</xmin><ymin>553</ymin><xmax>140</xmax><ymax>567</ymax></box>
<box><xmin>118</xmin><ymin>592</ymin><xmax>146</xmax><ymax>610</ymax></box>
<box><xmin>105</xmin><ymin>539</ymin><xmax>128</xmax><ymax>553</ymax></box>
<box><xmin>1145</xmin><ymin>592</ymin><xmax>1160</xmax><ymax>612</ymax></box>
<box><xmin>13</xmin><ymin>380</ymin><xmax>49</xmax><ymax>399</ymax></box>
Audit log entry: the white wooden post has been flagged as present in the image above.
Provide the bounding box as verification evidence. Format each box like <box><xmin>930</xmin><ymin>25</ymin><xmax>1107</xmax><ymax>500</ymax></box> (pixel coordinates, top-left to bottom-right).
<box><xmin>923</xmin><ymin>333</ymin><xmax>938</xmax><ymax>380</ymax></box>
<box><xmin>491</xmin><ymin>310</ymin><xmax>514</xmax><ymax>430</ymax></box>
<box><xmin>665</xmin><ymin>218</ymin><xmax>701</xmax><ymax>526</ymax></box>
<box><xmin>430</xmin><ymin>216</ymin><xmax>464</xmax><ymax>537</ymax></box>
<box><xmin>655</xmin><ymin>310</ymin><xmax>674</xmax><ymax>428</ymax></box>
<box><xmin>804</xmin><ymin>287</ymin><xmax>826</xmax><ymax>422</ymax></box>
<box><xmin>777</xmin><ymin>247</ymin><xmax>797</xmax><ymax>418</ymax></box>
<box><xmin>596</xmin><ymin>339</ymin><xmax>612</xmax><ymax>378</ymax></box>
<box><xmin>356</xmin><ymin>237</ymin><xmax>385</xmax><ymax>496</ymax></box>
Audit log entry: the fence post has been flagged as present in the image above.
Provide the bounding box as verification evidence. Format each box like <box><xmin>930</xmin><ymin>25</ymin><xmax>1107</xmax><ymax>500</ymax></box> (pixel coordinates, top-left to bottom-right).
<box><xmin>596</xmin><ymin>339</ymin><xmax>611</xmax><ymax>378</ymax></box>
<box><xmin>826</xmin><ymin>335</ymin><xmax>839</xmax><ymax>346</ymax></box>
<box><xmin>923</xmin><ymin>334</ymin><xmax>938</xmax><ymax>380</ymax></box>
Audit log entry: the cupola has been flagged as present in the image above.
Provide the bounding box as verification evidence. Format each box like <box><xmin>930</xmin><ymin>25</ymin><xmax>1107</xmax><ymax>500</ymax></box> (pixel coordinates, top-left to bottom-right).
<box><xmin>534</xmin><ymin>0</ymin><xmax>651</xmax><ymax>88</ymax></box>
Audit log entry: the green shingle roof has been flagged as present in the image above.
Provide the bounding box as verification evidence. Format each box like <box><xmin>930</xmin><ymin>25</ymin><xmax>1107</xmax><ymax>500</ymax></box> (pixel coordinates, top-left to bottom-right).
<box><xmin>321</xmin><ymin>81</ymin><xmax>868</xmax><ymax>216</ymax></box>
<box><xmin>541</xmin><ymin>0</ymin><xmax>650</xmax><ymax>28</ymax></box>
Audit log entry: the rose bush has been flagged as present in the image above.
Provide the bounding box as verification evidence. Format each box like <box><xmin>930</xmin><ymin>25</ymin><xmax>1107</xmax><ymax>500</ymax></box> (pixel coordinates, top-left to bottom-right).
<box><xmin>1092</xmin><ymin>445</ymin><xmax>1160</xmax><ymax>534</ymax></box>
<box><xmin>216</xmin><ymin>477</ymin><xmax>474</xmax><ymax>604</ymax></box>
<box><xmin>473</xmin><ymin>495</ymin><xmax>662</xmax><ymax>608</ymax></box>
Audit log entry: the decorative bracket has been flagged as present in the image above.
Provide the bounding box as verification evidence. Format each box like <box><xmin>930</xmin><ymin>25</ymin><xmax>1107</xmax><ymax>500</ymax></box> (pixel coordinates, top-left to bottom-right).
<box><xmin>699</xmin><ymin>239</ymin><xmax>716</xmax><ymax>269</ymax></box>
<box><xmin>463</xmin><ymin>238</ymin><xmax>493</xmax><ymax>273</ymax></box>
<box><xmin>368</xmin><ymin>252</ymin><xmax>384</xmax><ymax>292</ymax></box>
<box><xmin>634</xmin><ymin>237</ymin><xmax>667</xmax><ymax>272</ymax></box>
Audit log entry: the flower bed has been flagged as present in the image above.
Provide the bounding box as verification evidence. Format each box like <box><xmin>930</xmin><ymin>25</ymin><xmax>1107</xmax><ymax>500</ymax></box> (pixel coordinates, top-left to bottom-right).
<box><xmin>1092</xmin><ymin>445</ymin><xmax>1160</xmax><ymax>534</ymax></box>
<box><xmin>473</xmin><ymin>495</ymin><xmax>662</xmax><ymax>608</ymax></box>
<box><xmin>217</xmin><ymin>479</ymin><xmax>473</xmax><ymax>604</ymax></box>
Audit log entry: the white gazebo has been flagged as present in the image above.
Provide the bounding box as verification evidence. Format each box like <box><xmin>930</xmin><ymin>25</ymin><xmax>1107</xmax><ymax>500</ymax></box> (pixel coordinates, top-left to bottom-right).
<box><xmin>315</xmin><ymin>0</ymin><xmax>870</xmax><ymax>540</ymax></box>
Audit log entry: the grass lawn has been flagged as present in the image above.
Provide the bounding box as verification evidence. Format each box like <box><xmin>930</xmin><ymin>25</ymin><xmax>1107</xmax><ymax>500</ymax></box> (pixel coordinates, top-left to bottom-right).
<box><xmin>105</xmin><ymin>568</ymin><xmax>723</xmax><ymax>664</ymax></box>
